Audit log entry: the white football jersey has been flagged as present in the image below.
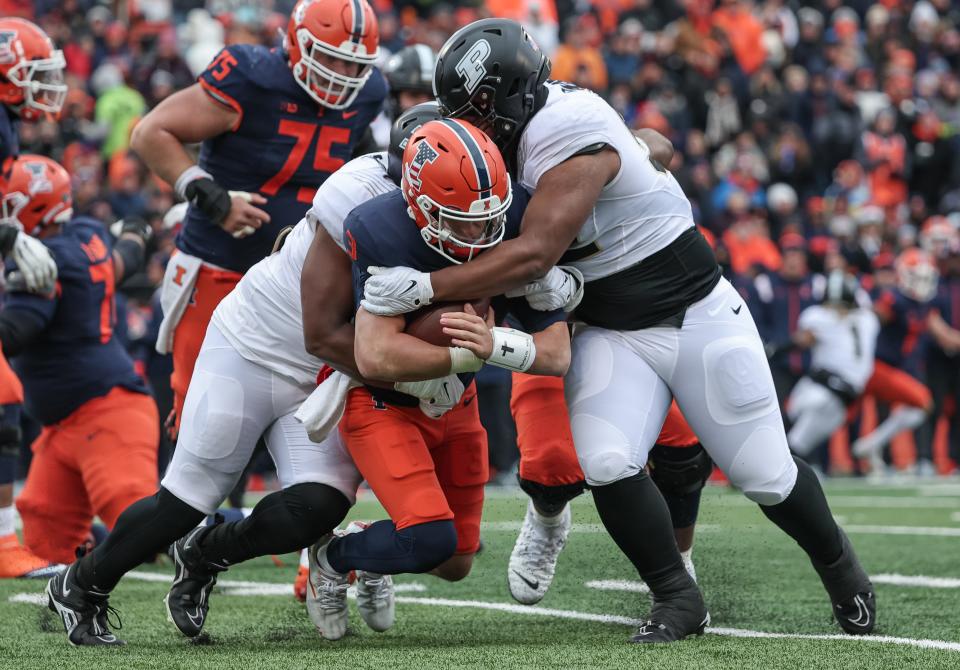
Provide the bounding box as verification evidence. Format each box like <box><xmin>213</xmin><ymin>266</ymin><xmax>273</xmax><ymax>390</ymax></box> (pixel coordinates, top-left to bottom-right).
<box><xmin>212</xmin><ymin>152</ymin><xmax>397</xmax><ymax>386</ymax></box>
<box><xmin>517</xmin><ymin>81</ymin><xmax>694</xmax><ymax>281</ymax></box>
<box><xmin>798</xmin><ymin>304</ymin><xmax>879</xmax><ymax>392</ymax></box>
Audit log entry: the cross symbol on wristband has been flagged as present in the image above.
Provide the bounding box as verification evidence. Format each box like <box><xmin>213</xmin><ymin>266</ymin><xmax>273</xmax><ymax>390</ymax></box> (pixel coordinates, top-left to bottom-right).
<box><xmin>500</xmin><ymin>343</ymin><xmax>515</xmax><ymax>357</ymax></box>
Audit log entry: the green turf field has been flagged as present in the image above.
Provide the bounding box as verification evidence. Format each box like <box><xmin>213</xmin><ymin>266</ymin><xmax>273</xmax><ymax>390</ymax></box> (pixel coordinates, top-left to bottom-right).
<box><xmin>2</xmin><ymin>479</ymin><xmax>959</xmax><ymax>669</ymax></box>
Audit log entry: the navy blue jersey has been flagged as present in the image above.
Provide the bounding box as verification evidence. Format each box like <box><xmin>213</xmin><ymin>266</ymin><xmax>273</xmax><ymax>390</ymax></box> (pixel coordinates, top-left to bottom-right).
<box><xmin>874</xmin><ymin>287</ymin><xmax>932</xmax><ymax>374</ymax></box>
<box><xmin>177</xmin><ymin>44</ymin><xmax>387</xmax><ymax>273</ymax></box>
<box><xmin>4</xmin><ymin>217</ymin><xmax>146</xmax><ymax>425</ymax></box>
<box><xmin>345</xmin><ymin>187</ymin><xmax>566</xmax><ymax>405</ymax></box>
<box><xmin>0</xmin><ymin>106</ymin><xmax>19</xmax><ymax>167</ymax></box>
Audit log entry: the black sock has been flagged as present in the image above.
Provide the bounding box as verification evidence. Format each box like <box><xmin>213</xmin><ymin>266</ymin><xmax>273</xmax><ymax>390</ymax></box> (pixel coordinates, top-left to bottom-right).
<box><xmin>197</xmin><ymin>483</ymin><xmax>350</xmax><ymax>566</ymax></box>
<box><xmin>760</xmin><ymin>457</ymin><xmax>843</xmax><ymax>564</ymax></box>
<box><xmin>77</xmin><ymin>487</ymin><xmax>204</xmax><ymax>593</ymax></box>
<box><xmin>518</xmin><ymin>477</ymin><xmax>586</xmax><ymax>517</ymax></box>
<box><xmin>591</xmin><ymin>472</ymin><xmax>691</xmax><ymax>590</ymax></box>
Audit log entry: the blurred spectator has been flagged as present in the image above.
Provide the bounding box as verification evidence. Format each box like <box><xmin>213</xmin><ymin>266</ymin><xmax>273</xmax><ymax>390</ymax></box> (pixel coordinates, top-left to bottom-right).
<box><xmin>551</xmin><ymin>15</ymin><xmax>607</xmax><ymax>91</ymax></box>
<box><xmin>93</xmin><ymin>64</ymin><xmax>146</xmax><ymax>159</ymax></box>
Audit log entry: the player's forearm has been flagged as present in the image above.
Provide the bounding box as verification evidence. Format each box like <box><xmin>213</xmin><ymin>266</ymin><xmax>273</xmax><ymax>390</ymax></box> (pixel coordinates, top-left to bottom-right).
<box><xmin>355</xmin><ymin>332</ymin><xmax>453</xmax><ymax>382</ymax></box>
<box><xmin>527</xmin><ymin>323</ymin><xmax>571</xmax><ymax>376</ymax></box>
<box><xmin>634</xmin><ymin>129</ymin><xmax>674</xmax><ymax>166</ymax></box>
<box><xmin>131</xmin><ymin>120</ymin><xmax>196</xmax><ymax>186</ymax></box>
<box><xmin>430</xmin><ymin>234</ymin><xmax>557</xmax><ymax>302</ymax></box>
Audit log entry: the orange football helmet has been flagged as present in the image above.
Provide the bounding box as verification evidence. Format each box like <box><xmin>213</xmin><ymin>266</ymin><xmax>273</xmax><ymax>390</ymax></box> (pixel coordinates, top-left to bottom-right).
<box><xmin>896</xmin><ymin>248</ymin><xmax>939</xmax><ymax>303</ymax></box>
<box><xmin>919</xmin><ymin>216</ymin><xmax>958</xmax><ymax>259</ymax></box>
<box><xmin>286</xmin><ymin>0</ymin><xmax>380</xmax><ymax>110</ymax></box>
<box><xmin>401</xmin><ymin>118</ymin><xmax>511</xmax><ymax>263</ymax></box>
<box><xmin>0</xmin><ymin>154</ymin><xmax>73</xmax><ymax>236</ymax></box>
<box><xmin>0</xmin><ymin>18</ymin><xmax>66</xmax><ymax>120</ymax></box>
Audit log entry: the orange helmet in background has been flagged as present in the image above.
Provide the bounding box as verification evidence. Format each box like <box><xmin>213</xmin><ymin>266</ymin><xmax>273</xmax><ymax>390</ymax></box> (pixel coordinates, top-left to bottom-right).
<box><xmin>0</xmin><ymin>18</ymin><xmax>67</xmax><ymax>120</ymax></box>
<box><xmin>895</xmin><ymin>248</ymin><xmax>939</xmax><ymax>303</ymax></box>
<box><xmin>401</xmin><ymin>118</ymin><xmax>511</xmax><ymax>263</ymax></box>
<box><xmin>0</xmin><ymin>154</ymin><xmax>73</xmax><ymax>236</ymax></box>
<box><xmin>286</xmin><ymin>0</ymin><xmax>380</xmax><ymax>110</ymax></box>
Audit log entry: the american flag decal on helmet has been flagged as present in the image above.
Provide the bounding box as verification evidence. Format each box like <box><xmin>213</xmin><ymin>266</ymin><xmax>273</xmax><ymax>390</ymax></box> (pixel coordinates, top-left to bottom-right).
<box><xmin>406</xmin><ymin>141</ymin><xmax>439</xmax><ymax>190</ymax></box>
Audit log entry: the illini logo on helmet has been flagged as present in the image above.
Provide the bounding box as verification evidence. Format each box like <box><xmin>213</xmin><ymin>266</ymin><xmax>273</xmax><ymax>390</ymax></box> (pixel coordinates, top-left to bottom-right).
<box><xmin>0</xmin><ymin>31</ymin><xmax>17</xmax><ymax>65</ymax></box>
<box><xmin>405</xmin><ymin>140</ymin><xmax>439</xmax><ymax>190</ymax></box>
<box><xmin>24</xmin><ymin>161</ymin><xmax>52</xmax><ymax>195</ymax></box>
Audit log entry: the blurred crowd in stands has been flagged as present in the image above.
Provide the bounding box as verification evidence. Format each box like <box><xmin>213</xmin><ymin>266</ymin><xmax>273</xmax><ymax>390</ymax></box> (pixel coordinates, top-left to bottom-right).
<box><xmin>3</xmin><ymin>0</ymin><xmax>959</xmax><ymax>479</ymax></box>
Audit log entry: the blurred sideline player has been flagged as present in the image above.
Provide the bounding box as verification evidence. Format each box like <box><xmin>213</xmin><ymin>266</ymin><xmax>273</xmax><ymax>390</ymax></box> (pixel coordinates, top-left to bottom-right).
<box><xmin>0</xmin><ymin>17</ymin><xmax>68</xmax><ymax>578</ymax></box>
<box><xmin>777</xmin><ymin>272</ymin><xmax>879</xmax><ymax>460</ymax></box>
<box><xmin>363</xmin><ymin>19</ymin><xmax>876</xmax><ymax>640</ymax></box>
<box><xmin>368</xmin><ymin>44</ymin><xmax>437</xmax><ymax>148</ymax></box>
<box><xmin>42</xmin><ymin>106</ymin><xmax>448</xmax><ymax>648</ymax></box>
<box><xmin>505</xmin><ymin>126</ymin><xmax>685</xmax><ymax>604</ymax></box>
<box><xmin>132</xmin><ymin>0</ymin><xmax>385</xmax><ymax>435</ymax></box>
<box><xmin>852</xmin><ymin>249</ymin><xmax>960</xmax><ymax>466</ymax></box>
<box><xmin>0</xmin><ymin>156</ymin><xmax>155</xmax><ymax>569</ymax></box>
<box><xmin>306</xmin><ymin>118</ymin><xmax>571</xmax><ymax>635</ymax></box>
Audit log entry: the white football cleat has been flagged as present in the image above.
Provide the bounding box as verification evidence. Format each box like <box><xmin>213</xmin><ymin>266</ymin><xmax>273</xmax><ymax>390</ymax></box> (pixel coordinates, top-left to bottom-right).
<box><xmin>508</xmin><ymin>501</ymin><xmax>571</xmax><ymax>605</ymax></box>
<box><xmin>306</xmin><ymin>533</ymin><xmax>350</xmax><ymax>640</ymax></box>
<box><xmin>356</xmin><ymin>571</ymin><xmax>395</xmax><ymax>632</ymax></box>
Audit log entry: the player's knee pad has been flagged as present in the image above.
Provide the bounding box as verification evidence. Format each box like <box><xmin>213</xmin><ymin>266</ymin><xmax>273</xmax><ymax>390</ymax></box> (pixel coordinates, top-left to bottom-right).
<box><xmin>518</xmin><ymin>477</ymin><xmax>586</xmax><ymax>517</ymax></box>
<box><xmin>280</xmin><ymin>483</ymin><xmax>351</xmax><ymax>548</ymax></box>
<box><xmin>571</xmin><ymin>414</ymin><xmax>644</xmax><ymax>486</ymax></box>
<box><xmin>400</xmin><ymin>519</ymin><xmax>458</xmax><ymax>573</ymax></box>
<box><xmin>725</xmin><ymin>428</ymin><xmax>798</xmax><ymax>505</ymax></box>
<box><xmin>649</xmin><ymin>443</ymin><xmax>712</xmax><ymax>497</ymax></box>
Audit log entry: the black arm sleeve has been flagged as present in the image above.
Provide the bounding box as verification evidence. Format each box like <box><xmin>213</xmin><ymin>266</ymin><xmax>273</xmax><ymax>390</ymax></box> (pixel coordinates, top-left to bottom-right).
<box><xmin>0</xmin><ymin>309</ymin><xmax>48</xmax><ymax>357</ymax></box>
<box><xmin>114</xmin><ymin>238</ymin><xmax>146</xmax><ymax>285</ymax></box>
<box><xmin>0</xmin><ymin>223</ymin><xmax>18</xmax><ymax>257</ymax></box>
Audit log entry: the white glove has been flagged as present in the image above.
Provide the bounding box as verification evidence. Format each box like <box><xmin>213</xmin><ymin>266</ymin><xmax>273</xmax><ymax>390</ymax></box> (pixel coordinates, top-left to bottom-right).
<box><xmin>506</xmin><ymin>265</ymin><xmax>584</xmax><ymax>312</ymax></box>
<box><xmin>395</xmin><ymin>373</ymin><xmax>465</xmax><ymax>419</ymax></box>
<box><xmin>361</xmin><ymin>265</ymin><xmax>434</xmax><ymax>316</ymax></box>
<box><xmin>11</xmin><ymin>232</ymin><xmax>57</xmax><ymax>293</ymax></box>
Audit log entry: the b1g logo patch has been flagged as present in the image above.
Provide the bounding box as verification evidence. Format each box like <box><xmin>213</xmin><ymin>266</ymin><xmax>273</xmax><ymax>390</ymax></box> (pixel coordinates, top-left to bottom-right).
<box><xmin>405</xmin><ymin>140</ymin><xmax>439</xmax><ymax>190</ymax></box>
<box><xmin>0</xmin><ymin>31</ymin><xmax>17</xmax><ymax>65</ymax></box>
<box><xmin>455</xmin><ymin>39</ymin><xmax>490</xmax><ymax>93</ymax></box>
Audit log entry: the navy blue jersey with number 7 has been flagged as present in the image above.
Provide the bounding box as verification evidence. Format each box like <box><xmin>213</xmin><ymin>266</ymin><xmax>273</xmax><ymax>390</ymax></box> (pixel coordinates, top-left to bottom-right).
<box><xmin>4</xmin><ymin>217</ymin><xmax>146</xmax><ymax>425</ymax></box>
<box><xmin>177</xmin><ymin>44</ymin><xmax>387</xmax><ymax>273</ymax></box>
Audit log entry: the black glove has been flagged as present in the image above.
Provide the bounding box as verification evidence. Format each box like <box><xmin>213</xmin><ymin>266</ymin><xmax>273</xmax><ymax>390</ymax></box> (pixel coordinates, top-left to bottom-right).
<box><xmin>185</xmin><ymin>177</ymin><xmax>231</xmax><ymax>226</ymax></box>
<box><xmin>0</xmin><ymin>223</ymin><xmax>19</xmax><ymax>257</ymax></box>
<box><xmin>119</xmin><ymin>216</ymin><xmax>153</xmax><ymax>245</ymax></box>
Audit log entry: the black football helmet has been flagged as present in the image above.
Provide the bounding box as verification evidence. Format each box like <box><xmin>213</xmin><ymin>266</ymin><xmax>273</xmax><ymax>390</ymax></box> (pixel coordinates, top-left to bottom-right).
<box><xmin>433</xmin><ymin>18</ymin><xmax>550</xmax><ymax>148</ymax></box>
<box><xmin>824</xmin><ymin>270</ymin><xmax>860</xmax><ymax>308</ymax></box>
<box><xmin>387</xmin><ymin>101</ymin><xmax>443</xmax><ymax>185</ymax></box>
<box><xmin>383</xmin><ymin>44</ymin><xmax>437</xmax><ymax>118</ymax></box>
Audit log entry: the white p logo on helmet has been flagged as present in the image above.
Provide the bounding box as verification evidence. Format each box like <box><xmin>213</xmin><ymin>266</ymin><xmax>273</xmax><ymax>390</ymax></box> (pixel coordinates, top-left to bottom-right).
<box><xmin>455</xmin><ymin>39</ymin><xmax>490</xmax><ymax>93</ymax></box>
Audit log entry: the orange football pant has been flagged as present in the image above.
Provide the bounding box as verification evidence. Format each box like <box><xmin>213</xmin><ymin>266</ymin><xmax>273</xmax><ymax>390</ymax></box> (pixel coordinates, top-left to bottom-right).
<box><xmin>16</xmin><ymin>387</ymin><xmax>159</xmax><ymax>564</ymax></box>
<box><xmin>510</xmin><ymin>375</ymin><xmax>699</xmax><ymax>489</ymax></box>
<box><xmin>0</xmin><ymin>347</ymin><xmax>23</xmax><ymax>405</ymax></box>
<box><xmin>861</xmin><ymin>360</ymin><xmax>933</xmax><ymax>410</ymax></box>
<box><xmin>170</xmin><ymin>264</ymin><xmax>242</xmax><ymax>429</ymax></box>
<box><xmin>339</xmin><ymin>385</ymin><xmax>488</xmax><ymax>555</ymax></box>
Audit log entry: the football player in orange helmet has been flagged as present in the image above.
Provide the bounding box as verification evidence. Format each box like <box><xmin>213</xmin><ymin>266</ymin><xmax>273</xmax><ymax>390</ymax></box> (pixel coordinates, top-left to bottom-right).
<box><xmin>0</xmin><ymin>17</ymin><xmax>64</xmax><ymax>581</ymax></box>
<box><xmin>131</xmin><ymin>0</ymin><xmax>385</xmax><ymax>440</ymax></box>
<box><xmin>302</xmin><ymin>118</ymin><xmax>570</xmax><ymax>637</ymax></box>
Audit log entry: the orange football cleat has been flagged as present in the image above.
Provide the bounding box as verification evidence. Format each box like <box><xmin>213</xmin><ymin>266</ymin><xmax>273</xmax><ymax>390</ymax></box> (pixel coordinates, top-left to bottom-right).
<box><xmin>294</xmin><ymin>564</ymin><xmax>308</xmax><ymax>602</ymax></box>
<box><xmin>0</xmin><ymin>533</ymin><xmax>63</xmax><ymax>578</ymax></box>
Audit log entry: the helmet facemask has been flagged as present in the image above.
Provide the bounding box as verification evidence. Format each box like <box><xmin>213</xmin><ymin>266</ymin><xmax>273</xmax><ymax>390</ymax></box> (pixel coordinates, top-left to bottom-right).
<box><xmin>293</xmin><ymin>28</ymin><xmax>376</xmax><ymax>110</ymax></box>
<box><xmin>7</xmin><ymin>46</ymin><xmax>67</xmax><ymax>118</ymax></box>
<box><xmin>413</xmin><ymin>185</ymin><xmax>511</xmax><ymax>264</ymax></box>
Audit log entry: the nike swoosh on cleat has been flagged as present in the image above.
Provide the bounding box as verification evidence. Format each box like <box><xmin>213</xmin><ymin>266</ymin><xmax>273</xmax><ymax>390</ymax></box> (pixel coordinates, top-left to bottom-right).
<box><xmin>512</xmin><ymin>570</ymin><xmax>539</xmax><ymax>591</ymax></box>
<box><xmin>843</xmin><ymin>594</ymin><xmax>872</xmax><ymax>628</ymax></box>
<box><xmin>62</xmin><ymin>565</ymin><xmax>73</xmax><ymax>597</ymax></box>
<box><xmin>187</xmin><ymin>607</ymin><xmax>204</xmax><ymax>628</ymax></box>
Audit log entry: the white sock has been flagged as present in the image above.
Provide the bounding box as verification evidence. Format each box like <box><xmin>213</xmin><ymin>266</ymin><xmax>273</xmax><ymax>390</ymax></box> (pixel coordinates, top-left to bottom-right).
<box><xmin>680</xmin><ymin>547</ymin><xmax>693</xmax><ymax>564</ymax></box>
<box><xmin>299</xmin><ymin>547</ymin><xmax>309</xmax><ymax>569</ymax></box>
<box><xmin>531</xmin><ymin>501</ymin><xmax>568</xmax><ymax>527</ymax></box>
<box><xmin>0</xmin><ymin>505</ymin><xmax>14</xmax><ymax>536</ymax></box>
<box><xmin>864</xmin><ymin>406</ymin><xmax>927</xmax><ymax>450</ymax></box>
<box><xmin>316</xmin><ymin>541</ymin><xmax>346</xmax><ymax>576</ymax></box>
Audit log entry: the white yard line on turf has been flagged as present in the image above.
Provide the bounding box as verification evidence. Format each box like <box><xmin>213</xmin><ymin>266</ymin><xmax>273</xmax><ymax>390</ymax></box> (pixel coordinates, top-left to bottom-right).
<box><xmin>12</xmin><ymin>582</ymin><xmax>960</xmax><ymax>653</ymax></box>
<box><xmin>872</xmin><ymin>574</ymin><xmax>960</xmax><ymax>588</ymax></box>
<box><xmin>587</xmin><ymin>573</ymin><xmax>960</xmax><ymax>593</ymax></box>
<box><xmin>844</xmin><ymin>524</ymin><xmax>960</xmax><ymax>537</ymax></box>
<box><xmin>716</xmin><ymin>495</ymin><xmax>960</xmax><ymax>509</ymax></box>
<box><xmin>123</xmin><ymin>570</ymin><xmax>427</xmax><ymax>597</ymax></box>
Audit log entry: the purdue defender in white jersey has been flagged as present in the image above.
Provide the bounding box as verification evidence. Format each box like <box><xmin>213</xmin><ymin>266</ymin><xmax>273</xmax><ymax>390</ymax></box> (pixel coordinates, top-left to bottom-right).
<box><xmin>784</xmin><ymin>272</ymin><xmax>879</xmax><ymax>457</ymax></box>
<box><xmin>361</xmin><ymin>18</ymin><xmax>876</xmax><ymax>642</ymax></box>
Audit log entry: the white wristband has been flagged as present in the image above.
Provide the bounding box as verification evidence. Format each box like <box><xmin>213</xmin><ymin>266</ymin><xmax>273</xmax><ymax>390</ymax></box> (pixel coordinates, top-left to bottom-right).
<box><xmin>174</xmin><ymin>165</ymin><xmax>214</xmax><ymax>200</ymax></box>
<box><xmin>449</xmin><ymin>346</ymin><xmax>484</xmax><ymax>374</ymax></box>
<box><xmin>486</xmin><ymin>327</ymin><xmax>536</xmax><ymax>372</ymax></box>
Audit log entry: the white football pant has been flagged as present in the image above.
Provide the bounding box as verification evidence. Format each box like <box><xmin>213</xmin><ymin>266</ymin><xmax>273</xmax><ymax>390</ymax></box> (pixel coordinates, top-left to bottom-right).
<box><xmin>565</xmin><ymin>278</ymin><xmax>798</xmax><ymax>505</ymax></box>
<box><xmin>161</xmin><ymin>323</ymin><xmax>362</xmax><ymax>514</ymax></box>
<box><xmin>786</xmin><ymin>377</ymin><xmax>849</xmax><ymax>457</ymax></box>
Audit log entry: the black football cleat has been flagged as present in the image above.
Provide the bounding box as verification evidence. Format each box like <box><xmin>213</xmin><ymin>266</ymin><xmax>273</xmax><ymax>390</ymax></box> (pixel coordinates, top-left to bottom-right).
<box><xmin>47</xmin><ymin>563</ymin><xmax>125</xmax><ymax>646</ymax></box>
<box><xmin>164</xmin><ymin>526</ymin><xmax>227</xmax><ymax>638</ymax></box>
<box><xmin>811</xmin><ymin>529</ymin><xmax>876</xmax><ymax>635</ymax></box>
<box><xmin>630</xmin><ymin>581</ymin><xmax>710</xmax><ymax>643</ymax></box>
